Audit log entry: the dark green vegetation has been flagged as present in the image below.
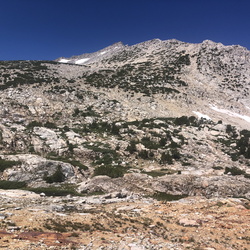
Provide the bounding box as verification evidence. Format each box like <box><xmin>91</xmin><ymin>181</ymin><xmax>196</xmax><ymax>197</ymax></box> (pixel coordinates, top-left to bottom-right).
<box><xmin>83</xmin><ymin>141</ymin><xmax>129</xmax><ymax>178</ymax></box>
<box><xmin>43</xmin><ymin>166</ymin><xmax>66</xmax><ymax>183</ymax></box>
<box><xmin>27</xmin><ymin>121</ymin><xmax>58</xmax><ymax>130</ymax></box>
<box><xmin>44</xmin><ymin>219</ymin><xmax>91</xmax><ymax>232</ymax></box>
<box><xmin>0</xmin><ymin>52</ymin><xmax>190</xmax><ymax>97</ymax></box>
<box><xmin>94</xmin><ymin>165</ymin><xmax>127</xmax><ymax>178</ymax></box>
<box><xmin>4</xmin><ymin>111</ymin><xmax>250</xmax><ymax>183</ymax></box>
<box><xmin>73</xmin><ymin>116</ymin><xmax>198</xmax><ymax>174</ymax></box>
<box><xmin>196</xmin><ymin>46</ymin><xmax>248</xmax><ymax>96</ymax></box>
<box><xmin>0</xmin><ymin>180</ymin><xmax>26</xmax><ymax>189</ymax></box>
<box><xmin>0</xmin><ymin>61</ymin><xmax>60</xmax><ymax>90</ymax></box>
<box><xmin>224</xmin><ymin>166</ymin><xmax>250</xmax><ymax>179</ymax></box>
<box><xmin>217</xmin><ymin>126</ymin><xmax>250</xmax><ymax>161</ymax></box>
<box><xmin>151</xmin><ymin>192</ymin><xmax>188</xmax><ymax>201</ymax></box>
<box><xmin>81</xmin><ymin>52</ymin><xmax>190</xmax><ymax>96</ymax></box>
<box><xmin>72</xmin><ymin>106</ymin><xmax>100</xmax><ymax>118</ymax></box>
<box><xmin>0</xmin><ymin>158</ymin><xmax>21</xmax><ymax>172</ymax></box>
<box><xmin>142</xmin><ymin>169</ymin><xmax>180</xmax><ymax>177</ymax></box>
<box><xmin>26</xmin><ymin>185</ymin><xmax>79</xmax><ymax>196</ymax></box>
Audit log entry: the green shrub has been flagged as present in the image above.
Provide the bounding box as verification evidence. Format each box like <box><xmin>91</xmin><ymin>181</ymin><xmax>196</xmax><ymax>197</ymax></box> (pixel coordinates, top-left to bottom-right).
<box><xmin>0</xmin><ymin>180</ymin><xmax>26</xmax><ymax>189</ymax></box>
<box><xmin>159</xmin><ymin>138</ymin><xmax>167</xmax><ymax>147</ymax></box>
<box><xmin>44</xmin><ymin>219</ymin><xmax>91</xmax><ymax>232</ymax></box>
<box><xmin>174</xmin><ymin>116</ymin><xmax>190</xmax><ymax>126</ymax></box>
<box><xmin>27</xmin><ymin>121</ymin><xmax>43</xmax><ymax>129</ymax></box>
<box><xmin>69</xmin><ymin>160</ymin><xmax>88</xmax><ymax>171</ymax></box>
<box><xmin>212</xmin><ymin>166</ymin><xmax>224</xmax><ymax>170</ymax></box>
<box><xmin>224</xmin><ymin>166</ymin><xmax>245</xmax><ymax>176</ymax></box>
<box><xmin>138</xmin><ymin>150</ymin><xmax>149</xmax><ymax>159</ymax></box>
<box><xmin>230</xmin><ymin>153</ymin><xmax>239</xmax><ymax>161</ymax></box>
<box><xmin>142</xmin><ymin>171</ymin><xmax>167</xmax><ymax>177</ymax></box>
<box><xmin>0</xmin><ymin>158</ymin><xmax>21</xmax><ymax>172</ymax></box>
<box><xmin>151</xmin><ymin>192</ymin><xmax>188</xmax><ymax>201</ymax></box>
<box><xmin>160</xmin><ymin>152</ymin><xmax>173</xmax><ymax>164</ymax></box>
<box><xmin>171</xmin><ymin>148</ymin><xmax>181</xmax><ymax>160</ymax></box>
<box><xmin>44</xmin><ymin>121</ymin><xmax>57</xmax><ymax>129</ymax></box>
<box><xmin>141</xmin><ymin>137</ymin><xmax>159</xmax><ymax>149</ymax></box>
<box><xmin>94</xmin><ymin>154</ymin><xmax>114</xmax><ymax>165</ymax></box>
<box><xmin>43</xmin><ymin>166</ymin><xmax>65</xmax><ymax>183</ymax></box>
<box><xmin>126</xmin><ymin>140</ymin><xmax>137</xmax><ymax>154</ymax></box>
<box><xmin>244</xmin><ymin>173</ymin><xmax>250</xmax><ymax>179</ymax></box>
<box><xmin>94</xmin><ymin>165</ymin><xmax>126</xmax><ymax>178</ymax></box>
<box><xmin>27</xmin><ymin>186</ymin><xmax>78</xmax><ymax>196</ymax></box>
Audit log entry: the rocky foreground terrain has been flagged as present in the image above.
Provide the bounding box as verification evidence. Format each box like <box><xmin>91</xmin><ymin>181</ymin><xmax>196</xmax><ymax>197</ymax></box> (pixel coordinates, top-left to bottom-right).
<box><xmin>0</xmin><ymin>38</ymin><xmax>250</xmax><ymax>249</ymax></box>
<box><xmin>0</xmin><ymin>189</ymin><xmax>249</xmax><ymax>249</ymax></box>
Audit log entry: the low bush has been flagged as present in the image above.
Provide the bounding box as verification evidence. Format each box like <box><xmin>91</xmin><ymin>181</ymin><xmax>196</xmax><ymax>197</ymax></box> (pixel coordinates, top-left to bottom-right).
<box><xmin>44</xmin><ymin>219</ymin><xmax>91</xmax><ymax>232</ymax></box>
<box><xmin>44</xmin><ymin>121</ymin><xmax>57</xmax><ymax>129</ymax></box>
<box><xmin>224</xmin><ymin>166</ymin><xmax>245</xmax><ymax>176</ymax></box>
<box><xmin>0</xmin><ymin>158</ymin><xmax>21</xmax><ymax>172</ymax></box>
<box><xmin>126</xmin><ymin>140</ymin><xmax>137</xmax><ymax>154</ymax></box>
<box><xmin>43</xmin><ymin>166</ymin><xmax>65</xmax><ymax>183</ymax></box>
<box><xmin>94</xmin><ymin>165</ymin><xmax>126</xmax><ymax>178</ymax></box>
<box><xmin>151</xmin><ymin>192</ymin><xmax>188</xmax><ymax>201</ymax></box>
<box><xmin>212</xmin><ymin>166</ymin><xmax>224</xmax><ymax>170</ymax></box>
<box><xmin>27</xmin><ymin>186</ymin><xmax>78</xmax><ymax>196</ymax></box>
<box><xmin>26</xmin><ymin>120</ymin><xmax>43</xmax><ymax>129</ymax></box>
<box><xmin>0</xmin><ymin>180</ymin><xmax>26</xmax><ymax>189</ymax></box>
<box><xmin>142</xmin><ymin>171</ymin><xmax>167</xmax><ymax>177</ymax></box>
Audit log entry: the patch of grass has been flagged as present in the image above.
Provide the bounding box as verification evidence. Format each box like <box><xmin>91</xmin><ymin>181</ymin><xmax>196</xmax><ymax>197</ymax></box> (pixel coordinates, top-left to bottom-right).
<box><xmin>69</xmin><ymin>160</ymin><xmax>88</xmax><ymax>171</ymax></box>
<box><xmin>86</xmin><ymin>191</ymin><xmax>105</xmax><ymax>196</ymax></box>
<box><xmin>212</xmin><ymin>166</ymin><xmax>224</xmax><ymax>170</ymax></box>
<box><xmin>93</xmin><ymin>165</ymin><xmax>127</xmax><ymax>178</ymax></box>
<box><xmin>44</xmin><ymin>219</ymin><xmax>91</xmax><ymax>232</ymax></box>
<box><xmin>26</xmin><ymin>185</ymin><xmax>79</xmax><ymax>196</ymax></box>
<box><xmin>0</xmin><ymin>180</ymin><xmax>27</xmax><ymax>189</ymax></box>
<box><xmin>141</xmin><ymin>171</ymin><xmax>167</xmax><ymax>177</ymax></box>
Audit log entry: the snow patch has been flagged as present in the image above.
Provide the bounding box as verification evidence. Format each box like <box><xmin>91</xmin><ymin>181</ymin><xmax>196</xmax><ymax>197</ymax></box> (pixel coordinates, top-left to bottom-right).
<box><xmin>193</xmin><ymin>111</ymin><xmax>211</xmax><ymax>120</ymax></box>
<box><xmin>210</xmin><ymin>105</ymin><xmax>250</xmax><ymax>123</ymax></box>
<box><xmin>58</xmin><ymin>59</ymin><xmax>70</xmax><ymax>63</ymax></box>
<box><xmin>75</xmin><ymin>58</ymin><xmax>90</xmax><ymax>64</ymax></box>
<box><xmin>100</xmin><ymin>51</ymin><xmax>107</xmax><ymax>55</ymax></box>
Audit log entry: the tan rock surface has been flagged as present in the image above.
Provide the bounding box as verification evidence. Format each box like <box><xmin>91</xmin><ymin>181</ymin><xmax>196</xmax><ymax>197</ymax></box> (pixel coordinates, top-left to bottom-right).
<box><xmin>0</xmin><ymin>190</ymin><xmax>249</xmax><ymax>249</ymax></box>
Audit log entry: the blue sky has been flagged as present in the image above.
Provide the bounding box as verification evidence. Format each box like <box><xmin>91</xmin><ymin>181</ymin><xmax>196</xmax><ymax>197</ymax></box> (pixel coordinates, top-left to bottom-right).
<box><xmin>1</xmin><ymin>0</ymin><xmax>250</xmax><ymax>60</ymax></box>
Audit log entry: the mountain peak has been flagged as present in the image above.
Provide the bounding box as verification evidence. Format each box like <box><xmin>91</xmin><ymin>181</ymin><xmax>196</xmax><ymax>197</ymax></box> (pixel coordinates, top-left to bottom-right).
<box><xmin>56</xmin><ymin>41</ymin><xmax>125</xmax><ymax>65</ymax></box>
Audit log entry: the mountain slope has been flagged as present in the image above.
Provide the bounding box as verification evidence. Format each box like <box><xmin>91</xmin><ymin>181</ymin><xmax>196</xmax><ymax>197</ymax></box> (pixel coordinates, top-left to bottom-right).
<box><xmin>55</xmin><ymin>39</ymin><xmax>250</xmax><ymax>128</ymax></box>
<box><xmin>0</xmin><ymin>38</ymin><xmax>250</xmax><ymax>249</ymax></box>
<box><xmin>0</xmin><ymin>39</ymin><xmax>249</xmax><ymax>198</ymax></box>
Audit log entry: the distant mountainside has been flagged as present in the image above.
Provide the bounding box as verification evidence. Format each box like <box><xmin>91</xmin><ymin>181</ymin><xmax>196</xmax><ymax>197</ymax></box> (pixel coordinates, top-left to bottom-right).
<box><xmin>55</xmin><ymin>38</ymin><xmax>250</xmax><ymax>127</ymax></box>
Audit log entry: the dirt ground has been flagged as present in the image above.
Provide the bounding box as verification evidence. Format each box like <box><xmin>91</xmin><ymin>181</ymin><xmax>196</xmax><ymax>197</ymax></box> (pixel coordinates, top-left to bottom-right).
<box><xmin>0</xmin><ymin>191</ymin><xmax>249</xmax><ymax>249</ymax></box>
